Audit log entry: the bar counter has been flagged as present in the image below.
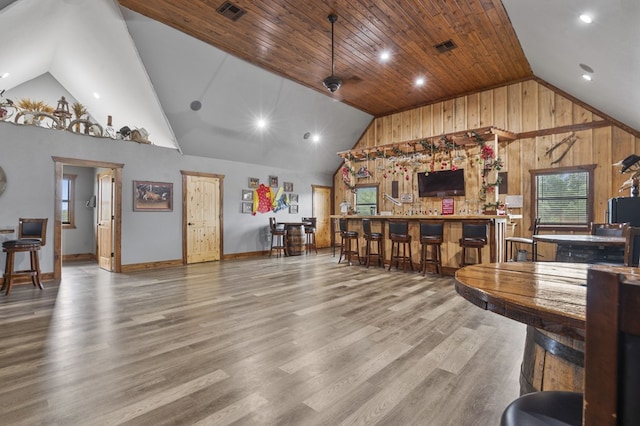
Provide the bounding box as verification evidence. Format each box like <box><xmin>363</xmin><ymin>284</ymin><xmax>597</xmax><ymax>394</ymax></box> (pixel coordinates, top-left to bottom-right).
<box><xmin>331</xmin><ymin>214</ymin><xmax>507</xmax><ymax>274</ymax></box>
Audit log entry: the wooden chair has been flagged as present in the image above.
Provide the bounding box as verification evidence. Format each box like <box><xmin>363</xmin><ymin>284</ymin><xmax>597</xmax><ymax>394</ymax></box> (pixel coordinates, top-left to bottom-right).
<box><xmin>362</xmin><ymin>218</ymin><xmax>384</xmax><ymax>268</ymax></box>
<box><xmin>591</xmin><ymin>222</ymin><xmax>629</xmax><ymax>237</ymax></box>
<box><xmin>2</xmin><ymin>218</ymin><xmax>48</xmax><ymax>295</ymax></box>
<box><xmin>504</xmin><ymin>217</ymin><xmax>540</xmax><ymax>262</ymax></box>
<box><xmin>338</xmin><ymin>218</ymin><xmax>361</xmax><ymax>265</ymax></box>
<box><xmin>301</xmin><ymin>217</ymin><xmax>317</xmax><ymax>254</ymax></box>
<box><xmin>624</xmin><ymin>226</ymin><xmax>640</xmax><ymax>267</ymax></box>
<box><xmin>501</xmin><ymin>268</ymin><xmax>640</xmax><ymax>426</ymax></box>
<box><xmin>269</xmin><ymin>217</ymin><xmax>286</xmax><ymax>258</ymax></box>
<box><xmin>388</xmin><ymin>220</ymin><xmax>413</xmax><ymax>272</ymax></box>
<box><xmin>459</xmin><ymin>220</ymin><xmax>489</xmax><ymax>266</ymax></box>
<box><xmin>420</xmin><ymin>220</ymin><xmax>444</xmax><ymax>276</ymax></box>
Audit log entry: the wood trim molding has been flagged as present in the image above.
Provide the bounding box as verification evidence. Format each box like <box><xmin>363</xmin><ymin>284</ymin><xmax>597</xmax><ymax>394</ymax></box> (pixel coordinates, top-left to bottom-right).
<box><xmin>223</xmin><ymin>251</ymin><xmax>269</xmax><ymax>260</ymax></box>
<box><xmin>1</xmin><ymin>272</ymin><xmax>55</xmax><ymax>286</ymax></box>
<box><xmin>121</xmin><ymin>259</ymin><xmax>183</xmax><ymax>273</ymax></box>
<box><xmin>62</xmin><ymin>253</ymin><xmax>95</xmax><ymax>262</ymax></box>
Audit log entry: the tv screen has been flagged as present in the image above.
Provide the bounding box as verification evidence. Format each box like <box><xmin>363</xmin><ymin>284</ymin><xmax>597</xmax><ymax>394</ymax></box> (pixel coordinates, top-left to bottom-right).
<box><xmin>418</xmin><ymin>169</ymin><xmax>466</xmax><ymax>197</ymax></box>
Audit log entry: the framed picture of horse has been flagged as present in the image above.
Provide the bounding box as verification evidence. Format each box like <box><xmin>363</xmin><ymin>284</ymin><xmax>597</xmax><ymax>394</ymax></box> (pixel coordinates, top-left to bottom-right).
<box><xmin>133</xmin><ymin>181</ymin><xmax>173</xmax><ymax>211</ymax></box>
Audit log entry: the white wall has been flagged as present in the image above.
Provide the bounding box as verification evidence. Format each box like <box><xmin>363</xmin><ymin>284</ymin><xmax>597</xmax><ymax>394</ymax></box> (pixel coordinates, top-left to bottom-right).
<box><xmin>0</xmin><ymin>122</ymin><xmax>332</xmax><ymax>273</ymax></box>
<box><xmin>62</xmin><ymin>165</ymin><xmax>96</xmax><ymax>256</ymax></box>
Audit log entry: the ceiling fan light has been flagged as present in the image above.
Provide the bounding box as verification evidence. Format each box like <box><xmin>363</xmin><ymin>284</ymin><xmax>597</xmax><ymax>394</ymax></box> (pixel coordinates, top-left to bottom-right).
<box><xmin>323</xmin><ymin>75</ymin><xmax>342</xmax><ymax>93</ymax></box>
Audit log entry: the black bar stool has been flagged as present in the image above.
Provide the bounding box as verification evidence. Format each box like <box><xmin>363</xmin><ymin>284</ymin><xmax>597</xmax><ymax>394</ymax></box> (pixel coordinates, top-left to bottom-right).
<box><xmin>420</xmin><ymin>220</ymin><xmax>444</xmax><ymax>276</ymax></box>
<box><xmin>269</xmin><ymin>217</ymin><xmax>286</xmax><ymax>258</ymax></box>
<box><xmin>302</xmin><ymin>217</ymin><xmax>317</xmax><ymax>254</ymax></box>
<box><xmin>2</xmin><ymin>218</ymin><xmax>47</xmax><ymax>295</ymax></box>
<box><xmin>505</xmin><ymin>218</ymin><xmax>541</xmax><ymax>261</ymax></box>
<box><xmin>459</xmin><ymin>220</ymin><xmax>489</xmax><ymax>266</ymax></box>
<box><xmin>362</xmin><ymin>218</ymin><xmax>384</xmax><ymax>268</ymax></box>
<box><xmin>338</xmin><ymin>218</ymin><xmax>361</xmax><ymax>265</ymax></box>
<box><xmin>388</xmin><ymin>220</ymin><xmax>413</xmax><ymax>272</ymax></box>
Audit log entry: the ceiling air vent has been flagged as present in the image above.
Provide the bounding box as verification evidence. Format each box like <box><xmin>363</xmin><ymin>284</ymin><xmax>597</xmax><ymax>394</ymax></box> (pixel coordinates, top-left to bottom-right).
<box><xmin>434</xmin><ymin>39</ymin><xmax>457</xmax><ymax>53</ymax></box>
<box><xmin>216</xmin><ymin>1</ymin><xmax>247</xmax><ymax>21</ymax></box>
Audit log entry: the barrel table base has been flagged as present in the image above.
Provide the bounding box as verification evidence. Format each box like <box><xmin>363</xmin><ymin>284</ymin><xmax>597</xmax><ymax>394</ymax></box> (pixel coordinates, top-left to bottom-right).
<box><xmin>285</xmin><ymin>224</ymin><xmax>305</xmax><ymax>256</ymax></box>
<box><xmin>519</xmin><ymin>326</ymin><xmax>584</xmax><ymax>394</ymax></box>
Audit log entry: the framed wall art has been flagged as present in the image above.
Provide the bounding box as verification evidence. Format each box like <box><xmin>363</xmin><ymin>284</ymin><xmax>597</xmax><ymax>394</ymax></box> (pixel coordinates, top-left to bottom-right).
<box><xmin>269</xmin><ymin>175</ymin><xmax>279</xmax><ymax>187</ymax></box>
<box><xmin>289</xmin><ymin>204</ymin><xmax>298</xmax><ymax>214</ymax></box>
<box><xmin>283</xmin><ymin>181</ymin><xmax>293</xmax><ymax>192</ymax></box>
<box><xmin>248</xmin><ymin>177</ymin><xmax>259</xmax><ymax>188</ymax></box>
<box><xmin>242</xmin><ymin>189</ymin><xmax>253</xmax><ymax>201</ymax></box>
<box><xmin>241</xmin><ymin>202</ymin><xmax>252</xmax><ymax>214</ymax></box>
<box><xmin>133</xmin><ymin>181</ymin><xmax>173</xmax><ymax>211</ymax></box>
<box><xmin>290</xmin><ymin>193</ymin><xmax>299</xmax><ymax>203</ymax></box>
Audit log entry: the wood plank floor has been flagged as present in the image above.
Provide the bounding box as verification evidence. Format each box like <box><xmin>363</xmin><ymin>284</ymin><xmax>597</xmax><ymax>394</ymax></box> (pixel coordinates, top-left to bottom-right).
<box><xmin>0</xmin><ymin>251</ymin><xmax>525</xmax><ymax>425</ymax></box>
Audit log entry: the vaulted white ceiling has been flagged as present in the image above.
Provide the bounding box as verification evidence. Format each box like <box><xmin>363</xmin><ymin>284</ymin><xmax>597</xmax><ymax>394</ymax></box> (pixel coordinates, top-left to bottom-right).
<box><xmin>1</xmin><ymin>0</ymin><xmax>638</xmax><ymax>175</ymax></box>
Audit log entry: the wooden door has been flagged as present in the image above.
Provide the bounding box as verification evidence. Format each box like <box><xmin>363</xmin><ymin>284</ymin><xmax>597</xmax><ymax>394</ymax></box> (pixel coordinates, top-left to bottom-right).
<box><xmin>312</xmin><ymin>185</ymin><xmax>332</xmax><ymax>248</ymax></box>
<box><xmin>97</xmin><ymin>170</ymin><xmax>114</xmax><ymax>271</ymax></box>
<box><xmin>184</xmin><ymin>173</ymin><xmax>222</xmax><ymax>263</ymax></box>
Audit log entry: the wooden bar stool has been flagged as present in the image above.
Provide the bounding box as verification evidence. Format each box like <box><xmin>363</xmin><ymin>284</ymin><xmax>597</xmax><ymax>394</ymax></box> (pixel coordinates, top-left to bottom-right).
<box><xmin>338</xmin><ymin>218</ymin><xmax>361</xmax><ymax>265</ymax></box>
<box><xmin>459</xmin><ymin>220</ymin><xmax>489</xmax><ymax>267</ymax></box>
<box><xmin>362</xmin><ymin>218</ymin><xmax>384</xmax><ymax>268</ymax></box>
<box><xmin>302</xmin><ymin>217</ymin><xmax>317</xmax><ymax>254</ymax></box>
<box><xmin>2</xmin><ymin>218</ymin><xmax>47</xmax><ymax>295</ymax></box>
<box><xmin>420</xmin><ymin>220</ymin><xmax>444</xmax><ymax>276</ymax></box>
<box><xmin>269</xmin><ymin>217</ymin><xmax>286</xmax><ymax>258</ymax></box>
<box><xmin>388</xmin><ymin>220</ymin><xmax>413</xmax><ymax>272</ymax></box>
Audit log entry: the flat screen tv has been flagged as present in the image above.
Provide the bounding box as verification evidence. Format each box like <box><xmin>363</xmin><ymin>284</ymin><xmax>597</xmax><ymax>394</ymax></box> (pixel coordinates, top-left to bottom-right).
<box><xmin>418</xmin><ymin>169</ymin><xmax>466</xmax><ymax>197</ymax></box>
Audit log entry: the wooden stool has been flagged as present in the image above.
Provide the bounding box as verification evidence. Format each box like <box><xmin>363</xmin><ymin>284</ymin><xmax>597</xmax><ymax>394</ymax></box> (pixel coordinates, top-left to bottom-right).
<box><xmin>338</xmin><ymin>218</ymin><xmax>361</xmax><ymax>265</ymax></box>
<box><xmin>269</xmin><ymin>217</ymin><xmax>286</xmax><ymax>258</ymax></box>
<box><xmin>302</xmin><ymin>217</ymin><xmax>317</xmax><ymax>254</ymax></box>
<box><xmin>459</xmin><ymin>220</ymin><xmax>489</xmax><ymax>266</ymax></box>
<box><xmin>420</xmin><ymin>220</ymin><xmax>444</xmax><ymax>276</ymax></box>
<box><xmin>2</xmin><ymin>240</ymin><xmax>43</xmax><ymax>295</ymax></box>
<box><xmin>362</xmin><ymin>218</ymin><xmax>384</xmax><ymax>268</ymax></box>
<box><xmin>388</xmin><ymin>220</ymin><xmax>413</xmax><ymax>272</ymax></box>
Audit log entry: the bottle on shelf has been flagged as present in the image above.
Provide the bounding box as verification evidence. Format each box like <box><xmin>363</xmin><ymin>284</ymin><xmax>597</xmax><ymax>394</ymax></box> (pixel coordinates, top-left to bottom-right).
<box><xmin>104</xmin><ymin>115</ymin><xmax>116</xmax><ymax>139</ymax></box>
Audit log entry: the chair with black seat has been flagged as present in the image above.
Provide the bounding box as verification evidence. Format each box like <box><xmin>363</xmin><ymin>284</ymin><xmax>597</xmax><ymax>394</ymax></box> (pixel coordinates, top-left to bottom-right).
<box><xmin>501</xmin><ymin>268</ymin><xmax>640</xmax><ymax>426</ymax></box>
<box><xmin>301</xmin><ymin>217</ymin><xmax>317</xmax><ymax>254</ymax></box>
<box><xmin>269</xmin><ymin>217</ymin><xmax>286</xmax><ymax>258</ymax></box>
<box><xmin>2</xmin><ymin>218</ymin><xmax>48</xmax><ymax>295</ymax></box>
<box><xmin>388</xmin><ymin>220</ymin><xmax>413</xmax><ymax>272</ymax></box>
<box><xmin>362</xmin><ymin>218</ymin><xmax>384</xmax><ymax>268</ymax></box>
<box><xmin>505</xmin><ymin>217</ymin><xmax>541</xmax><ymax>262</ymax></box>
<box><xmin>591</xmin><ymin>221</ymin><xmax>629</xmax><ymax>236</ymax></box>
<box><xmin>459</xmin><ymin>220</ymin><xmax>489</xmax><ymax>267</ymax></box>
<box><xmin>338</xmin><ymin>218</ymin><xmax>360</xmax><ymax>265</ymax></box>
<box><xmin>420</xmin><ymin>220</ymin><xmax>444</xmax><ymax>276</ymax></box>
<box><xmin>624</xmin><ymin>226</ymin><xmax>640</xmax><ymax>267</ymax></box>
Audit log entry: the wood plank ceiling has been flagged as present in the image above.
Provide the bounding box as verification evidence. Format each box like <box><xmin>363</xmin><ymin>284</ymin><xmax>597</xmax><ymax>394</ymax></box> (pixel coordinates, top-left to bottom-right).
<box><xmin>118</xmin><ymin>0</ymin><xmax>532</xmax><ymax>117</ymax></box>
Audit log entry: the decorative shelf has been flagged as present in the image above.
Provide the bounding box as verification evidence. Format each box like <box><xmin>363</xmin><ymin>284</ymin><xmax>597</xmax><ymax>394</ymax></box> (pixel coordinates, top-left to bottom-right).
<box><xmin>337</xmin><ymin>126</ymin><xmax>517</xmax><ymax>161</ymax></box>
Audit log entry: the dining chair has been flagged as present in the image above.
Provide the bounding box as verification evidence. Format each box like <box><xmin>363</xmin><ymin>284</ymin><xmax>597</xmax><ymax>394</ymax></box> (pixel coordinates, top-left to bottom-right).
<box><xmin>590</xmin><ymin>222</ymin><xmax>629</xmax><ymax>237</ymax></box>
<box><xmin>268</xmin><ymin>217</ymin><xmax>286</xmax><ymax>258</ymax></box>
<box><xmin>501</xmin><ymin>268</ymin><xmax>640</xmax><ymax>426</ymax></box>
<box><xmin>504</xmin><ymin>217</ymin><xmax>540</xmax><ymax>262</ymax></box>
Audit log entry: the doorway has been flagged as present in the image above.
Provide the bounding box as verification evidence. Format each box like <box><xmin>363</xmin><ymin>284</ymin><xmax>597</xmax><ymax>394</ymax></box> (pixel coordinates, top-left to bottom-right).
<box><xmin>181</xmin><ymin>171</ymin><xmax>224</xmax><ymax>263</ymax></box>
<box><xmin>312</xmin><ymin>185</ymin><xmax>332</xmax><ymax>248</ymax></box>
<box><xmin>53</xmin><ymin>157</ymin><xmax>123</xmax><ymax>281</ymax></box>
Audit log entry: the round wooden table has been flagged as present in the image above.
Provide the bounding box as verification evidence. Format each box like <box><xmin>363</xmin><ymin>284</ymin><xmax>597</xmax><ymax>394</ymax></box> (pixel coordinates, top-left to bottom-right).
<box><xmin>454</xmin><ymin>262</ymin><xmax>639</xmax><ymax>394</ymax></box>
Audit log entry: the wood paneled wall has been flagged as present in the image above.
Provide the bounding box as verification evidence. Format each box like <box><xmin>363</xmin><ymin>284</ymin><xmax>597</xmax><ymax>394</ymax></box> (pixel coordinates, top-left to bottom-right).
<box><xmin>334</xmin><ymin>79</ymin><xmax>640</xmax><ymax>260</ymax></box>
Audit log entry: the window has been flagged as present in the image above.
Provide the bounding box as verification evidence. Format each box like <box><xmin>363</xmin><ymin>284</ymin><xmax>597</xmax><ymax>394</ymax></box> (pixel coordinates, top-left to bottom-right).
<box><xmin>530</xmin><ymin>165</ymin><xmax>595</xmax><ymax>231</ymax></box>
<box><xmin>62</xmin><ymin>174</ymin><xmax>76</xmax><ymax>228</ymax></box>
<box><xmin>355</xmin><ymin>184</ymin><xmax>378</xmax><ymax>215</ymax></box>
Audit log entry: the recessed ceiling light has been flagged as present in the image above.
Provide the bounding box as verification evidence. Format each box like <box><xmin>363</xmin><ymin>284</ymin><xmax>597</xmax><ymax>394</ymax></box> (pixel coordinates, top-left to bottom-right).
<box><xmin>93</xmin><ymin>92</ymin><xmax>100</xmax><ymax>99</ymax></box>
<box><xmin>0</xmin><ymin>72</ymin><xmax>9</xmax><ymax>79</ymax></box>
<box><xmin>415</xmin><ymin>77</ymin><xmax>425</xmax><ymax>86</ymax></box>
<box><xmin>312</xmin><ymin>134</ymin><xmax>320</xmax><ymax>143</ymax></box>
<box><xmin>582</xmin><ymin>74</ymin><xmax>593</xmax><ymax>81</ymax></box>
<box><xmin>379</xmin><ymin>51</ymin><xmax>390</xmax><ymax>62</ymax></box>
<box><xmin>579</xmin><ymin>14</ymin><xmax>592</xmax><ymax>24</ymax></box>
<box><xmin>256</xmin><ymin>118</ymin><xmax>267</xmax><ymax>129</ymax></box>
